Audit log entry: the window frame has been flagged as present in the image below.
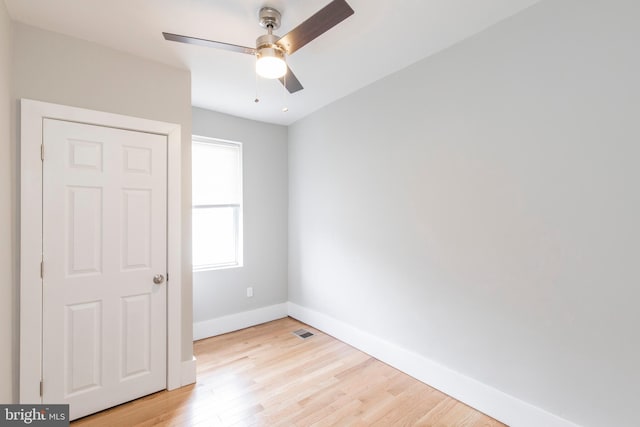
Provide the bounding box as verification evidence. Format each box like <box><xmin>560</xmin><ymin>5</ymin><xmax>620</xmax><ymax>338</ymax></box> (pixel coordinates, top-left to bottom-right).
<box><xmin>191</xmin><ymin>136</ymin><xmax>244</xmax><ymax>271</ymax></box>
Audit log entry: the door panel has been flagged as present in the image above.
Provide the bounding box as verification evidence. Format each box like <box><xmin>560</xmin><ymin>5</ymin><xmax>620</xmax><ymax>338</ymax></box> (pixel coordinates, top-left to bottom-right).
<box><xmin>122</xmin><ymin>189</ymin><xmax>152</xmax><ymax>269</ymax></box>
<box><xmin>121</xmin><ymin>293</ymin><xmax>151</xmax><ymax>379</ymax></box>
<box><xmin>65</xmin><ymin>301</ymin><xmax>102</xmax><ymax>396</ymax></box>
<box><xmin>67</xmin><ymin>186</ymin><xmax>103</xmax><ymax>275</ymax></box>
<box><xmin>42</xmin><ymin>119</ymin><xmax>167</xmax><ymax>420</ymax></box>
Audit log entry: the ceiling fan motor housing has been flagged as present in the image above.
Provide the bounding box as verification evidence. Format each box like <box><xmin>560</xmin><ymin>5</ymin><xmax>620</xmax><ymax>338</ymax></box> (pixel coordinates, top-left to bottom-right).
<box><xmin>257</xmin><ymin>7</ymin><xmax>285</xmax><ymax>59</ymax></box>
<box><xmin>256</xmin><ymin>33</ymin><xmax>285</xmax><ymax>59</ymax></box>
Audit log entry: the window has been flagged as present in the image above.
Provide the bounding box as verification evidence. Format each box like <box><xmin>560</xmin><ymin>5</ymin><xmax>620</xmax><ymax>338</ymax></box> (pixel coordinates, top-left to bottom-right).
<box><xmin>192</xmin><ymin>137</ymin><xmax>243</xmax><ymax>270</ymax></box>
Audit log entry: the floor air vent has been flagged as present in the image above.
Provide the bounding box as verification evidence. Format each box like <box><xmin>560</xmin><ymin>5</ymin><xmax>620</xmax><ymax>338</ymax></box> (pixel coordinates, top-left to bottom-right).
<box><xmin>293</xmin><ymin>328</ymin><xmax>314</xmax><ymax>339</ymax></box>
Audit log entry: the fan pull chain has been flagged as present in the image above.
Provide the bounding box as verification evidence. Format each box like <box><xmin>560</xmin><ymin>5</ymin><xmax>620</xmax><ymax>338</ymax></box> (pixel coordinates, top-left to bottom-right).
<box><xmin>254</xmin><ymin>62</ymin><xmax>260</xmax><ymax>103</ymax></box>
<box><xmin>282</xmin><ymin>68</ymin><xmax>288</xmax><ymax>113</ymax></box>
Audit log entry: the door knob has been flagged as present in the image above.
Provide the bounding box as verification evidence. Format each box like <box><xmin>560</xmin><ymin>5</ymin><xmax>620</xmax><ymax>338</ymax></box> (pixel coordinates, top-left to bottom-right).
<box><xmin>153</xmin><ymin>274</ymin><xmax>165</xmax><ymax>285</ymax></box>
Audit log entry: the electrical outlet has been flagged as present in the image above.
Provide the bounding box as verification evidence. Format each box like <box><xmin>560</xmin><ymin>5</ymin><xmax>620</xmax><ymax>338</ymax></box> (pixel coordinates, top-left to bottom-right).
<box><xmin>247</xmin><ymin>287</ymin><xmax>254</xmax><ymax>298</ymax></box>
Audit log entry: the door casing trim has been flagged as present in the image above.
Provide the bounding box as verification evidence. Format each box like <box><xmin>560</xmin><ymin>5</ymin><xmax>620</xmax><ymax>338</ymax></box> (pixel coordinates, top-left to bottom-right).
<box><xmin>19</xmin><ymin>99</ymin><xmax>183</xmax><ymax>403</ymax></box>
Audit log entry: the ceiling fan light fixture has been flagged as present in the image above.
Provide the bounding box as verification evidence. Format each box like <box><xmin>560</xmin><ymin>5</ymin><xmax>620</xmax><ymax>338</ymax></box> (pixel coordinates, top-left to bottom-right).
<box><xmin>255</xmin><ymin>32</ymin><xmax>287</xmax><ymax>80</ymax></box>
<box><xmin>256</xmin><ymin>47</ymin><xmax>287</xmax><ymax>79</ymax></box>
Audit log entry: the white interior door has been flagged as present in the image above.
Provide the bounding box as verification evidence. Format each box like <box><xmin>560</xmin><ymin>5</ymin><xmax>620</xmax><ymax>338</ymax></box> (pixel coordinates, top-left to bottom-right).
<box><xmin>42</xmin><ymin>118</ymin><xmax>168</xmax><ymax>420</ymax></box>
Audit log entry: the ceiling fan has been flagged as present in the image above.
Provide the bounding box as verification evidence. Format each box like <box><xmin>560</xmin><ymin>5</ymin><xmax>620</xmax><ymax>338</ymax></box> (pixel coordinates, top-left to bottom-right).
<box><xmin>163</xmin><ymin>0</ymin><xmax>355</xmax><ymax>94</ymax></box>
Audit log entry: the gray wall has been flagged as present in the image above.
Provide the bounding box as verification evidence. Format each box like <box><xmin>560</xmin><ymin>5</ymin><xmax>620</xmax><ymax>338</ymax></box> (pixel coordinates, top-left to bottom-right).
<box><xmin>10</xmin><ymin>23</ymin><xmax>194</xmax><ymax>373</ymax></box>
<box><xmin>288</xmin><ymin>1</ymin><xmax>640</xmax><ymax>426</ymax></box>
<box><xmin>192</xmin><ymin>107</ymin><xmax>288</xmax><ymax>324</ymax></box>
<box><xmin>0</xmin><ymin>0</ymin><xmax>15</xmax><ymax>403</ymax></box>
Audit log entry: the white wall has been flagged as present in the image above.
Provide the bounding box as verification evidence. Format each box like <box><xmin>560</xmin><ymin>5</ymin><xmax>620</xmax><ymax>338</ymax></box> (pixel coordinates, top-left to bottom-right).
<box><xmin>192</xmin><ymin>107</ymin><xmax>288</xmax><ymax>337</ymax></box>
<box><xmin>288</xmin><ymin>1</ymin><xmax>640</xmax><ymax>426</ymax></box>
<box><xmin>0</xmin><ymin>0</ymin><xmax>15</xmax><ymax>403</ymax></box>
<box><xmin>11</xmin><ymin>23</ymin><xmax>194</xmax><ymax>370</ymax></box>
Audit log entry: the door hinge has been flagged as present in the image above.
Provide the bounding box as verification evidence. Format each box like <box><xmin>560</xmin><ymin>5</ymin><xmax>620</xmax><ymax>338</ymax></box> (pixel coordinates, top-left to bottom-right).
<box><xmin>39</xmin><ymin>380</ymin><xmax>43</xmax><ymax>397</ymax></box>
<box><xmin>40</xmin><ymin>144</ymin><xmax>44</xmax><ymax>161</ymax></box>
<box><xmin>40</xmin><ymin>261</ymin><xmax>44</xmax><ymax>279</ymax></box>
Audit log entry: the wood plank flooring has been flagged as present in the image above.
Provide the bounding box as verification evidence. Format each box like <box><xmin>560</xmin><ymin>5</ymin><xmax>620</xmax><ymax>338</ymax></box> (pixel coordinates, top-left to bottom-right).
<box><xmin>72</xmin><ymin>317</ymin><xmax>506</xmax><ymax>426</ymax></box>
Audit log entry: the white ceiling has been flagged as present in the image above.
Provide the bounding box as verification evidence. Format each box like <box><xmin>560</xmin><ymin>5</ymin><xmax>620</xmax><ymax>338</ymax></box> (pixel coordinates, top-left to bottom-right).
<box><xmin>5</xmin><ymin>0</ymin><xmax>540</xmax><ymax>125</ymax></box>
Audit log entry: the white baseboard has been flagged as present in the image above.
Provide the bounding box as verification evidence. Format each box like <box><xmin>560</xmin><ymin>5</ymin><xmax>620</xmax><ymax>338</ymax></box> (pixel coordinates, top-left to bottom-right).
<box><xmin>287</xmin><ymin>302</ymin><xmax>580</xmax><ymax>427</ymax></box>
<box><xmin>180</xmin><ymin>355</ymin><xmax>197</xmax><ymax>386</ymax></box>
<box><xmin>193</xmin><ymin>303</ymin><xmax>288</xmax><ymax>341</ymax></box>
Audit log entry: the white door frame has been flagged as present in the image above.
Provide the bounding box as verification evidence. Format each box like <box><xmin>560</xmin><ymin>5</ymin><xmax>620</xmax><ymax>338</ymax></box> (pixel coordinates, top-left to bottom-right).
<box><xmin>19</xmin><ymin>99</ymin><xmax>183</xmax><ymax>403</ymax></box>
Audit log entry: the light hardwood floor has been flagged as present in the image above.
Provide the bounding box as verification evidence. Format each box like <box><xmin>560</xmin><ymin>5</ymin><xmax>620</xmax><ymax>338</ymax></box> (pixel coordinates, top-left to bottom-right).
<box><xmin>72</xmin><ymin>317</ymin><xmax>506</xmax><ymax>426</ymax></box>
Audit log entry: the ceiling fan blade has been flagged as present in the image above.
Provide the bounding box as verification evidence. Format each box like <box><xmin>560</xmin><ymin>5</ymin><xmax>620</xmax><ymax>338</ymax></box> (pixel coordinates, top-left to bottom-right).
<box><xmin>162</xmin><ymin>32</ymin><xmax>256</xmax><ymax>55</ymax></box>
<box><xmin>276</xmin><ymin>0</ymin><xmax>354</xmax><ymax>55</ymax></box>
<box><xmin>279</xmin><ymin>66</ymin><xmax>304</xmax><ymax>93</ymax></box>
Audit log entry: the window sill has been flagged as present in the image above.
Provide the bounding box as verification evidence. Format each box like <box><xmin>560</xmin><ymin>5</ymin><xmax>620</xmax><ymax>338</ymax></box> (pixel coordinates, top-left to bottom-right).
<box><xmin>193</xmin><ymin>263</ymin><xmax>243</xmax><ymax>273</ymax></box>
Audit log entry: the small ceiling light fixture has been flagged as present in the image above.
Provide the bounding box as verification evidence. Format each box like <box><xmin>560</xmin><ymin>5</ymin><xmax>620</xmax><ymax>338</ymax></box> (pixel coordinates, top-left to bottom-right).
<box><xmin>255</xmin><ymin>34</ymin><xmax>287</xmax><ymax>79</ymax></box>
